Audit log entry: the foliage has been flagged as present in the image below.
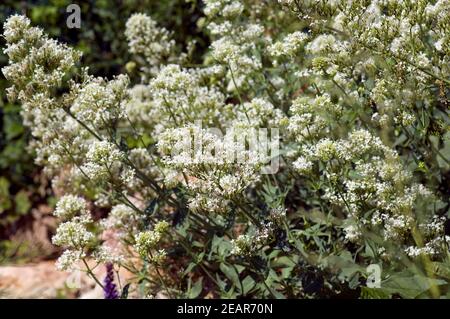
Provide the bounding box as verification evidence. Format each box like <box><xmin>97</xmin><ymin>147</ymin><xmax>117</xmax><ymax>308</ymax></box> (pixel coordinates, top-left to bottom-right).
<box><xmin>1</xmin><ymin>0</ymin><xmax>450</xmax><ymax>299</ymax></box>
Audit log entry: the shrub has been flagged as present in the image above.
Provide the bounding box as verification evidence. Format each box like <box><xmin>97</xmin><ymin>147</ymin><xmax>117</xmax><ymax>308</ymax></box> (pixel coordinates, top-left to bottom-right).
<box><xmin>2</xmin><ymin>0</ymin><xmax>450</xmax><ymax>298</ymax></box>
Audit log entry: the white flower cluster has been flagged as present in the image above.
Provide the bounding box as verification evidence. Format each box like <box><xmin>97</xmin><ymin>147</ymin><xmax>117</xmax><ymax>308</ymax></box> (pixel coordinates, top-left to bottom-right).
<box><xmin>52</xmin><ymin>195</ymin><xmax>95</xmax><ymax>270</ymax></box>
<box><xmin>2</xmin><ymin>15</ymin><xmax>81</xmax><ymax>105</ymax></box>
<box><xmin>54</xmin><ymin>194</ymin><xmax>89</xmax><ymax>220</ymax></box>
<box><xmin>157</xmin><ymin>123</ymin><xmax>278</xmax><ymax>213</ymax></box>
<box><xmin>71</xmin><ymin>75</ymin><xmax>129</xmax><ymax>128</ymax></box>
<box><xmin>231</xmin><ymin>220</ymin><xmax>277</xmax><ymax>256</ymax></box>
<box><xmin>206</xmin><ymin>1</ymin><xmax>265</xmax><ymax>92</ymax></box>
<box><xmin>56</xmin><ymin>249</ymin><xmax>86</xmax><ymax>271</ymax></box>
<box><xmin>125</xmin><ymin>13</ymin><xmax>176</xmax><ymax>75</ymax></box>
<box><xmin>52</xmin><ymin>219</ymin><xmax>94</xmax><ymax>248</ymax></box>
<box><xmin>269</xmin><ymin>31</ymin><xmax>309</xmax><ymax>59</ymax></box>
<box><xmin>101</xmin><ymin>204</ymin><xmax>141</xmax><ymax>234</ymax></box>
<box><xmin>231</xmin><ymin>234</ymin><xmax>254</xmax><ymax>256</ymax></box>
<box><xmin>2</xmin><ymin>0</ymin><xmax>449</xmax><ymax>296</ymax></box>
<box><xmin>148</xmin><ymin>64</ymin><xmax>226</xmax><ymax>134</ymax></box>
<box><xmin>204</xmin><ymin>0</ymin><xmax>244</xmax><ymax>18</ymax></box>
<box><xmin>134</xmin><ymin>221</ymin><xmax>169</xmax><ymax>258</ymax></box>
<box><xmin>81</xmin><ymin>140</ymin><xmax>130</xmax><ymax>184</ymax></box>
<box><xmin>277</xmin><ymin>0</ymin><xmax>449</xmax><ymax>259</ymax></box>
<box><xmin>293</xmin><ymin>127</ymin><xmax>447</xmax><ymax>256</ymax></box>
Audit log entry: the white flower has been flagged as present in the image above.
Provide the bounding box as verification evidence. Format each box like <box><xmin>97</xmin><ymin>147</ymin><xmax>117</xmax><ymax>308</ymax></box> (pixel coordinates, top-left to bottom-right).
<box><xmin>56</xmin><ymin>249</ymin><xmax>85</xmax><ymax>271</ymax></box>
<box><xmin>93</xmin><ymin>246</ymin><xmax>125</xmax><ymax>264</ymax></box>
<box><xmin>306</xmin><ymin>34</ymin><xmax>337</xmax><ymax>54</ymax></box>
<box><xmin>52</xmin><ymin>219</ymin><xmax>94</xmax><ymax>248</ymax></box>
<box><xmin>125</xmin><ymin>13</ymin><xmax>175</xmax><ymax>67</ymax></box>
<box><xmin>293</xmin><ymin>156</ymin><xmax>313</xmax><ymax>173</ymax></box>
<box><xmin>344</xmin><ymin>224</ymin><xmax>361</xmax><ymax>242</ymax></box>
<box><xmin>71</xmin><ymin>75</ymin><xmax>129</xmax><ymax>127</ymax></box>
<box><xmin>314</xmin><ymin>138</ymin><xmax>337</xmax><ymax>161</ymax></box>
<box><xmin>269</xmin><ymin>31</ymin><xmax>308</xmax><ymax>58</ymax></box>
<box><xmin>54</xmin><ymin>195</ymin><xmax>88</xmax><ymax>220</ymax></box>
<box><xmin>231</xmin><ymin>234</ymin><xmax>255</xmax><ymax>256</ymax></box>
<box><xmin>102</xmin><ymin>204</ymin><xmax>139</xmax><ymax>229</ymax></box>
<box><xmin>134</xmin><ymin>221</ymin><xmax>169</xmax><ymax>257</ymax></box>
<box><xmin>135</xmin><ymin>231</ymin><xmax>162</xmax><ymax>257</ymax></box>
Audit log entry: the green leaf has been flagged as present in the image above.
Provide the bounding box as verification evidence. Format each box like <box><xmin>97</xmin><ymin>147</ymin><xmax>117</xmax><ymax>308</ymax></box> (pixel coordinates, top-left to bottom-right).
<box><xmin>210</xmin><ymin>235</ymin><xmax>232</xmax><ymax>260</ymax></box>
<box><xmin>241</xmin><ymin>276</ymin><xmax>256</xmax><ymax>295</ymax></box>
<box><xmin>271</xmin><ymin>256</ymin><xmax>296</xmax><ymax>268</ymax></box>
<box><xmin>4</xmin><ymin>117</ymin><xmax>24</xmax><ymax>140</ymax></box>
<box><xmin>360</xmin><ymin>287</ymin><xmax>391</xmax><ymax>299</ymax></box>
<box><xmin>363</xmin><ymin>241</ymin><xmax>376</xmax><ymax>259</ymax></box>
<box><xmin>220</xmin><ymin>263</ymin><xmax>240</xmax><ymax>287</ymax></box>
<box><xmin>120</xmin><ymin>283</ymin><xmax>131</xmax><ymax>299</ymax></box>
<box><xmin>267</xmin><ymin>249</ymin><xmax>281</xmax><ymax>260</ymax></box>
<box><xmin>183</xmin><ymin>262</ymin><xmax>197</xmax><ymax>276</ymax></box>
<box><xmin>14</xmin><ymin>190</ymin><xmax>31</xmax><ymax>215</ymax></box>
<box><xmin>381</xmin><ymin>273</ymin><xmax>447</xmax><ymax>298</ymax></box>
<box><xmin>323</xmin><ymin>251</ymin><xmax>364</xmax><ymax>283</ymax></box>
<box><xmin>432</xmin><ymin>262</ymin><xmax>450</xmax><ymax>280</ymax></box>
<box><xmin>281</xmin><ymin>266</ymin><xmax>293</xmax><ymax>279</ymax></box>
<box><xmin>192</xmin><ymin>241</ymin><xmax>204</xmax><ymax>248</ymax></box>
<box><xmin>266</xmin><ymin>268</ymin><xmax>280</xmax><ymax>285</ymax></box>
<box><xmin>0</xmin><ymin>177</ymin><xmax>12</xmax><ymax>213</ymax></box>
<box><xmin>188</xmin><ymin>277</ymin><xmax>203</xmax><ymax>299</ymax></box>
<box><xmin>215</xmin><ymin>274</ymin><xmax>227</xmax><ymax>291</ymax></box>
<box><xmin>437</xmin><ymin>132</ymin><xmax>450</xmax><ymax>169</ymax></box>
<box><xmin>196</xmin><ymin>252</ymin><xmax>205</xmax><ymax>263</ymax></box>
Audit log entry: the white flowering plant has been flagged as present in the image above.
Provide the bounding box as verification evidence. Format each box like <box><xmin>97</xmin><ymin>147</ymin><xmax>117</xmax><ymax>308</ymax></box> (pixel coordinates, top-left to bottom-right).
<box><xmin>2</xmin><ymin>0</ymin><xmax>450</xmax><ymax>298</ymax></box>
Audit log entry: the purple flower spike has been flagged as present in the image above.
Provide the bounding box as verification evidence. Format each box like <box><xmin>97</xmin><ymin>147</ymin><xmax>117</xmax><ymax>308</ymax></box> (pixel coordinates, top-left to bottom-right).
<box><xmin>103</xmin><ymin>263</ymin><xmax>119</xmax><ymax>299</ymax></box>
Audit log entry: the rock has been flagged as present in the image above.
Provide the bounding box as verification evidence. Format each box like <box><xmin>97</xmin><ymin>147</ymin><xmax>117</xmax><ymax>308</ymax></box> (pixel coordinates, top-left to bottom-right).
<box><xmin>0</xmin><ymin>260</ymin><xmax>131</xmax><ymax>299</ymax></box>
<box><xmin>0</xmin><ymin>261</ymin><xmax>69</xmax><ymax>298</ymax></box>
